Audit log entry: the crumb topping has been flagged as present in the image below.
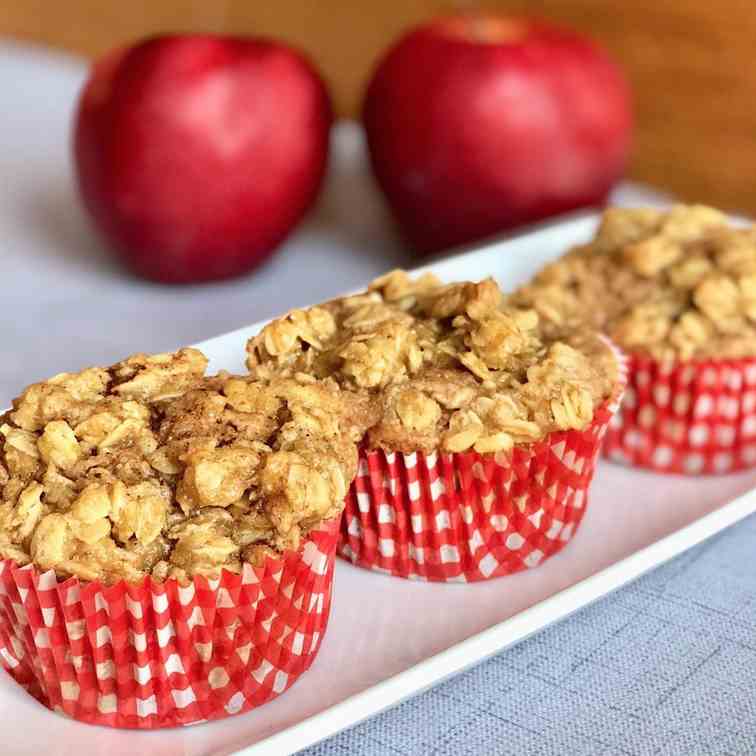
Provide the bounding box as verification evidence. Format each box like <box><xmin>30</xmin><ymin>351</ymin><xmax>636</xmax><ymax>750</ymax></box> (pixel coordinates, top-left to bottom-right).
<box><xmin>0</xmin><ymin>348</ymin><xmax>362</xmax><ymax>584</ymax></box>
<box><xmin>246</xmin><ymin>271</ymin><xmax>618</xmax><ymax>455</ymax></box>
<box><xmin>512</xmin><ymin>205</ymin><xmax>756</xmax><ymax>361</ymax></box>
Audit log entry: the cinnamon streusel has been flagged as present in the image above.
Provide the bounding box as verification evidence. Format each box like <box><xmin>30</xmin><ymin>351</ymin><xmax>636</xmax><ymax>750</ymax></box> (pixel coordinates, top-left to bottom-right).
<box><xmin>0</xmin><ymin>348</ymin><xmax>364</xmax><ymax>583</ymax></box>
<box><xmin>246</xmin><ymin>271</ymin><xmax>618</xmax><ymax>455</ymax></box>
<box><xmin>512</xmin><ymin>204</ymin><xmax>756</xmax><ymax>361</ymax></box>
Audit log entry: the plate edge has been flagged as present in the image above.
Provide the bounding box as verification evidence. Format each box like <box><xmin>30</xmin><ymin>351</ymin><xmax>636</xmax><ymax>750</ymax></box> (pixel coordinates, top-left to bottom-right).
<box><xmin>237</xmin><ymin>483</ymin><xmax>756</xmax><ymax>756</ymax></box>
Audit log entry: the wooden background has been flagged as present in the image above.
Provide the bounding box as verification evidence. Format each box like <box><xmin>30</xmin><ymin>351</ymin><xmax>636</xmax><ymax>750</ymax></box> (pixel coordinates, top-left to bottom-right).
<box><xmin>3</xmin><ymin>0</ymin><xmax>755</xmax><ymax>214</ymax></box>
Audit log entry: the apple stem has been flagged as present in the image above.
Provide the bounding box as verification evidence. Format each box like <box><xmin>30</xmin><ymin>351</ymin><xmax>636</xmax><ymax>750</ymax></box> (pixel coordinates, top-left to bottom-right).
<box><xmin>458</xmin><ymin>15</ymin><xmax>528</xmax><ymax>44</ymax></box>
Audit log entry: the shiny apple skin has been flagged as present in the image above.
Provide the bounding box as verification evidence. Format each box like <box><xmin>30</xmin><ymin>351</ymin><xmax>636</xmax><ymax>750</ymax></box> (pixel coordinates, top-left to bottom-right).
<box><xmin>74</xmin><ymin>35</ymin><xmax>332</xmax><ymax>283</ymax></box>
<box><xmin>363</xmin><ymin>16</ymin><xmax>633</xmax><ymax>253</ymax></box>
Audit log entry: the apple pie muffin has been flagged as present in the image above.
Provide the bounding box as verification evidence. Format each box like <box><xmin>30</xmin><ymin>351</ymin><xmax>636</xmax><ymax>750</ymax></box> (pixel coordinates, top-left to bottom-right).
<box><xmin>0</xmin><ymin>347</ymin><xmax>364</xmax><ymax>727</ymax></box>
<box><xmin>246</xmin><ymin>272</ymin><xmax>625</xmax><ymax>582</ymax></box>
<box><xmin>513</xmin><ymin>204</ymin><xmax>756</xmax><ymax>473</ymax></box>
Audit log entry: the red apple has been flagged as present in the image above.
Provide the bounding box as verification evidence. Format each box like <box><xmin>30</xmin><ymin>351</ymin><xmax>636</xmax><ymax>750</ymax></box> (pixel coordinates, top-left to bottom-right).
<box><xmin>363</xmin><ymin>14</ymin><xmax>632</xmax><ymax>253</ymax></box>
<box><xmin>74</xmin><ymin>34</ymin><xmax>331</xmax><ymax>283</ymax></box>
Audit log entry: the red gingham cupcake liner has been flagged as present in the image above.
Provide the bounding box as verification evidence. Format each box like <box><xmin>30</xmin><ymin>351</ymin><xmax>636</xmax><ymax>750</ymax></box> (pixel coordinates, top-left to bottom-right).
<box><xmin>602</xmin><ymin>352</ymin><xmax>756</xmax><ymax>474</ymax></box>
<box><xmin>0</xmin><ymin>518</ymin><xmax>338</xmax><ymax>729</ymax></box>
<box><xmin>338</xmin><ymin>344</ymin><xmax>627</xmax><ymax>583</ymax></box>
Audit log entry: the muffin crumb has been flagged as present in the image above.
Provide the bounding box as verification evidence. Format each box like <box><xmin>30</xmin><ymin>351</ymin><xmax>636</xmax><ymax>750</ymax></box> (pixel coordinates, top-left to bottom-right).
<box><xmin>0</xmin><ymin>348</ymin><xmax>361</xmax><ymax>583</ymax></box>
<box><xmin>512</xmin><ymin>204</ymin><xmax>756</xmax><ymax>361</ymax></box>
<box><xmin>247</xmin><ymin>271</ymin><xmax>618</xmax><ymax>454</ymax></box>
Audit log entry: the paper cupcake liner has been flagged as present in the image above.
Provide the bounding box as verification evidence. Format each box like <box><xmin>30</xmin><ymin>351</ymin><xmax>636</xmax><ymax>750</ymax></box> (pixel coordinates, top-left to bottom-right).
<box><xmin>0</xmin><ymin>518</ymin><xmax>339</xmax><ymax>729</ymax></box>
<box><xmin>338</xmin><ymin>344</ymin><xmax>627</xmax><ymax>582</ymax></box>
<box><xmin>602</xmin><ymin>352</ymin><xmax>756</xmax><ymax>474</ymax></box>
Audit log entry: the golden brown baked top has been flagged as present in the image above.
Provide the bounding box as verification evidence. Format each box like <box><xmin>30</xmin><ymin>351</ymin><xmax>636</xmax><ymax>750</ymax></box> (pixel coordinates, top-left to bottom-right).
<box><xmin>512</xmin><ymin>205</ymin><xmax>756</xmax><ymax>361</ymax></box>
<box><xmin>0</xmin><ymin>348</ymin><xmax>363</xmax><ymax>584</ymax></box>
<box><xmin>246</xmin><ymin>271</ymin><xmax>618</xmax><ymax>455</ymax></box>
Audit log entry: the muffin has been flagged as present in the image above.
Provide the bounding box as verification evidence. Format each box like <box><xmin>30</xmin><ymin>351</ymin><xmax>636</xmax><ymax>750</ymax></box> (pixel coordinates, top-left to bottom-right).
<box><xmin>247</xmin><ymin>272</ymin><xmax>625</xmax><ymax>582</ymax></box>
<box><xmin>0</xmin><ymin>348</ymin><xmax>363</xmax><ymax>727</ymax></box>
<box><xmin>513</xmin><ymin>204</ymin><xmax>756</xmax><ymax>474</ymax></box>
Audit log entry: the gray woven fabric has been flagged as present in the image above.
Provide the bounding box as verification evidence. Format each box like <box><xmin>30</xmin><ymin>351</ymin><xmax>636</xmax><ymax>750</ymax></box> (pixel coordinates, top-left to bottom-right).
<box><xmin>299</xmin><ymin>513</ymin><xmax>756</xmax><ymax>755</ymax></box>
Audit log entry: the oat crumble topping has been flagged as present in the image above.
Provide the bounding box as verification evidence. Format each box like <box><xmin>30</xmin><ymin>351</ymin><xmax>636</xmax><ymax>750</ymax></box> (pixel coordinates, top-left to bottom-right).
<box><xmin>0</xmin><ymin>348</ymin><xmax>363</xmax><ymax>583</ymax></box>
<box><xmin>246</xmin><ymin>272</ymin><xmax>617</xmax><ymax>456</ymax></box>
<box><xmin>512</xmin><ymin>205</ymin><xmax>756</xmax><ymax>361</ymax></box>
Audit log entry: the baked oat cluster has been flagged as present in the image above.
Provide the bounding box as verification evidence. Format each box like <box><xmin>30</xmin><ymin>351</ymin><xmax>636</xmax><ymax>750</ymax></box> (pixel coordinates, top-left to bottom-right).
<box><xmin>0</xmin><ymin>348</ymin><xmax>362</xmax><ymax>583</ymax></box>
<box><xmin>247</xmin><ymin>271</ymin><xmax>617</xmax><ymax>455</ymax></box>
<box><xmin>512</xmin><ymin>204</ymin><xmax>756</xmax><ymax>361</ymax></box>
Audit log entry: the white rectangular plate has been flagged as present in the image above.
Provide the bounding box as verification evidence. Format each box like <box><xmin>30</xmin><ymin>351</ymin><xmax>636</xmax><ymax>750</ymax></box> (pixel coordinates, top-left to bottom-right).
<box><xmin>4</xmin><ymin>212</ymin><xmax>756</xmax><ymax>756</ymax></box>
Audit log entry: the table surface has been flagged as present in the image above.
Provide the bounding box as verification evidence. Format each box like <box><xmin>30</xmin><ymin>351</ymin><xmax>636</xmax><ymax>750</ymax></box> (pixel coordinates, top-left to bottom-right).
<box><xmin>2</xmin><ymin>40</ymin><xmax>753</xmax><ymax>756</ymax></box>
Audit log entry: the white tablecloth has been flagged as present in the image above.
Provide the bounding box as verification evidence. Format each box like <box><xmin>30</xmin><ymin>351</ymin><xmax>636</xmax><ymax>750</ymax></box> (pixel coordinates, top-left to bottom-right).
<box><xmin>0</xmin><ymin>40</ymin><xmax>666</xmax><ymax>404</ymax></box>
